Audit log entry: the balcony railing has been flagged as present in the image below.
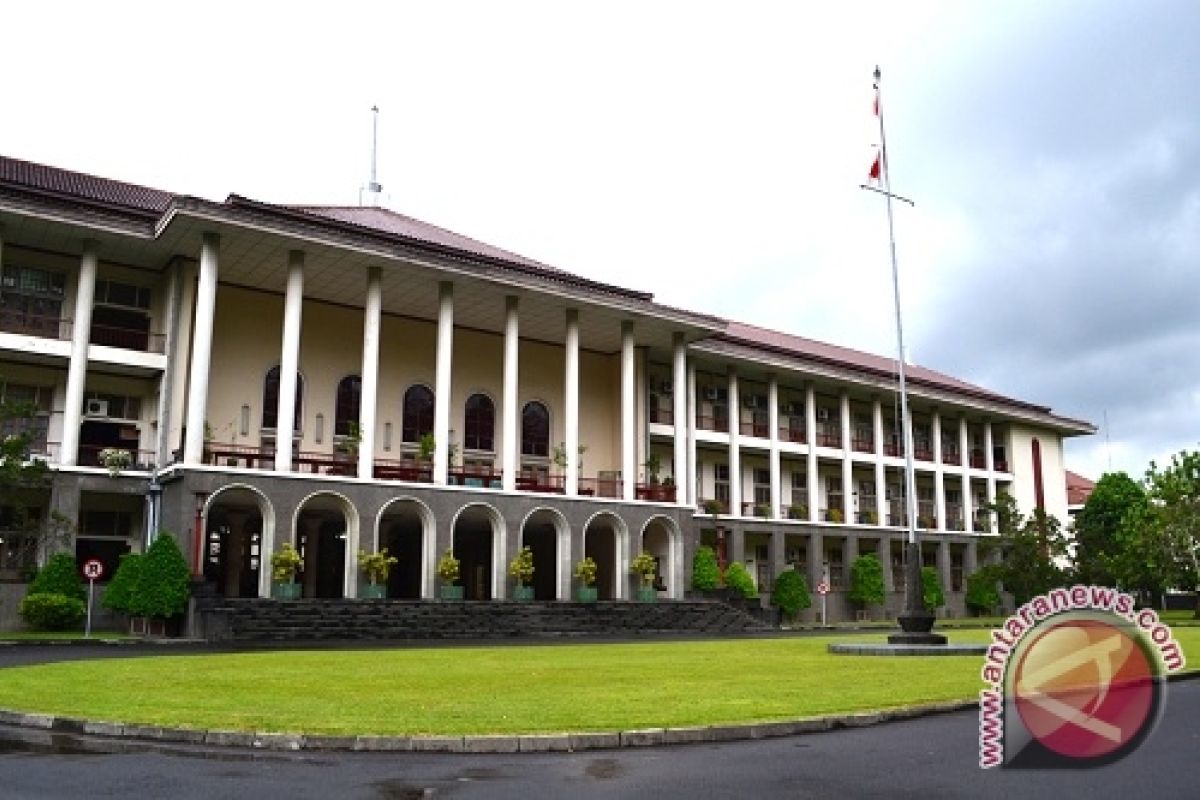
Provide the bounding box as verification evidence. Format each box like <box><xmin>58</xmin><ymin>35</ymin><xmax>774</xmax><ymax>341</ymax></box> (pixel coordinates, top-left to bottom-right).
<box><xmin>0</xmin><ymin>310</ymin><xmax>69</xmax><ymax>340</ymax></box>
<box><xmin>0</xmin><ymin>312</ymin><xmax>166</xmax><ymax>354</ymax></box>
<box><xmin>941</xmin><ymin>449</ymin><xmax>961</xmax><ymax>466</ymax></box>
<box><xmin>994</xmin><ymin>459</ymin><xmax>1009</xmax><ymax>473</ymax></box>
<box><xmin>851</xmin><ymin>437</ymin><xmax>874</xmax><ymax>453</ymax></box>
<box><xmin>649</xmin><ymin>407</ymin><xmax>673</xmax><ymax>425</ymax></box>
<box><xmin>77</xmin><ymin>443</ymin><xmax>157</xmax><ymax>471</ymax></box>
<box><xmin>696</xmin><ymin>414</ymin><xmax>729</xmax><ymax>432</ymax></box>
<box><xmin>636</xmin><ymin>483</ymin><xmax>677</xmax><ymax>503</ymax></box>
<box><xmin>91</xmin><ymin>323</ymin><xmax>167</xmax><ymax>354</ymax></box>
<box><xmin>816</xmin><ymin>429</ymin><xmax>841</xmax><ymax>447</ymax></box>
<box><xmin>884</xmin><ymin>441</ymin><xmax>904</xmax><ymax>457</ymax></box>
<box><xmin>969</xmin><ymin>450</ymin><xmax>986</xmax><ymax>469</ymax></box>
<box><xmin>778</xmin><ymin>424</ymin><xmax>806</xmax><ymax>443</ymax></box>
<box><xmin>740</xmin><ymin>421</ymin><xmax>769</xmax><ymax>438</ymax></box>
<box><xmin>914</xmin><ymin>444</ymin><xmax>934</xmax><ymax>462</ymax></box>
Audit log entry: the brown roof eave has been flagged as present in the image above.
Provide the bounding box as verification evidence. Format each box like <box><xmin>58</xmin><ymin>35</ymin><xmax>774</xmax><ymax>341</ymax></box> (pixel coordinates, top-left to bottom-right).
<box><xmin>0</xmin><ymin>183</ymin><xmax>162</xmax><ymax>229</ymax></box>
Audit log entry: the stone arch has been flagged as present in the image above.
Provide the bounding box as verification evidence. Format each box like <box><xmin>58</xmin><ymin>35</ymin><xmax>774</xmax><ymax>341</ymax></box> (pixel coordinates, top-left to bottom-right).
<box><xmin>518</xmin><ymin>506</ymin><xmax>570</xmax><ymax>600</ymax></box>
<box><xmin>203</xmin><ymin>484</ymin><xmax>275</xmax><ymax>599</ymax></box>
<box><xmin>376</xmin><ymin>496</ymin><xmax>436</xmax><ymax>599</ymax></box>
<box><xmin>640</xmin><ymin>515</ymin><xmax>683</xmax><ymax>599</ymax></box>
<box><xmin>291</xmin><ymin>490</ymin><xmax>360</xmax><ymax>599</ymax></box>
<box><xmin>450</xmin><ymin>502</ymin><xmax>506</xmax><ymax>600</ymax></box>
<box><xmin>582</xmin><ymin>510</ymin><xmax>630</xmax><ymax>601</ymax></box>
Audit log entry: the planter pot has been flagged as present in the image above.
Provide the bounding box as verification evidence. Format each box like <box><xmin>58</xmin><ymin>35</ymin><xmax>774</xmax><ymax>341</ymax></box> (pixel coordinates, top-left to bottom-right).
<box><xmin>272</xmin><ymin>581</ymin><xmax>302</xmax><ymax>600</ymax></box>
<box><xmin>513</xmin><ymin>585</ymin><xmax>535</xmax><ymax>601</ymax></box>
<box><xmin>440</xmin><ymin>585</ymin><xmax>465</xmax><ymax>601</ymax></box>
<box><xmin>577</xmin><ymin>586</ymin><xmax>599</xmax><ymax>603</ymax></box>
<box><xmin>637</xmin><ymin>586</ymin><xmax>658</xmax><ymax>603</ymax></box>
<box><xmin>359</xmin><ymin>583</ymin><xmax>386</xmax><ymax>600</ymax></box>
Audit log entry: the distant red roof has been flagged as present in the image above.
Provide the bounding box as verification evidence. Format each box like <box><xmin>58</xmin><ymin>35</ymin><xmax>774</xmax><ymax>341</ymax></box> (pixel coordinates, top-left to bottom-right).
<box><xmin>0</xmin><ymin>154</ymin><xmax>173</xmax><ymax>215</ymax></box>
<box><xmin>290</xmin><ymin>205</ymin><xmax>559</xmax><ymax>275</ymax></box>
<box><xmin>1066</xmin><ymin>470</ymin><xmax>1095</xmax><ymax>506</ymax></box>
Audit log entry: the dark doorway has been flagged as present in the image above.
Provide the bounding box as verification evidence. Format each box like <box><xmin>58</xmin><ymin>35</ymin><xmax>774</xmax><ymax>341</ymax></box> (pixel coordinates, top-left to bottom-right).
<box><xmin>585</xmin><ymin>519</ymin><xmax>619</xmax><ymax>601</ymax></box>
<box><xmin>523</xmin><ymin>522</ymin><xmax>558</xmax><ymax>600</ymax></box>
<box><xmin>203</xmin><ymin>507</ymin><xmax>262</xmax><ymax>598</ymax></box>
<box><xmin>454</xmin><ymin>511</ymin><xmax>494</xmax><ymax>601</ymax></box>
<box><xmin>384</xmin><ymin>519</ymin><xmax>423</xmax><ymax>599</ymax></box>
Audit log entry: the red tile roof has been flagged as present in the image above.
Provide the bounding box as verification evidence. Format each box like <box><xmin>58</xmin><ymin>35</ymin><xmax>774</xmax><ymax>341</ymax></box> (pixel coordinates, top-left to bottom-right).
<box><xmin>1066</xmin><ymin>470</ymin><xmax>1096</xmax><ymax>506</ymax></box>
<box><xmin>290</xmin><ymin>205</ymin><xmax>559</xmax><ymax>274</ymax></box>
<box><xmin>720</xmin><ymin>320</ymin><xmax>1044</xmax><ymax>411</ymax></box>
<box><xmin>0</xmin><ymin>155</ymin><xmax>173</xmax><ymax>215</ymax></box>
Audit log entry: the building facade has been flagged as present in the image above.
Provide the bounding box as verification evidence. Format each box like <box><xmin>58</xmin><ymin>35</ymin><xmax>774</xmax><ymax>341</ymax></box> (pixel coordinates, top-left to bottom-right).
<box><xmin>0</xmin><ymin>155</ymin><xmax>1094</xmax><ymax>623</ymax></box>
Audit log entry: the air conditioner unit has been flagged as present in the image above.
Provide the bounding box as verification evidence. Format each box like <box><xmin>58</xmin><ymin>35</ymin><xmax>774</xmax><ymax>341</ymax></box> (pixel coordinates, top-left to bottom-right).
<box><xmin>782</xmin><ymin>402</ymin><xmax>800</xmax><ymax>416</ymax></box>
<box><xmin>703</xmin><ymin>387</ymin><xmax>719</xmax><ymax>401</ymax></box>
<box><xmin>817</xmin><ymin>408</ymin><xmax>830</xmax><ymax>422</ymax></box>
<box><xmin>84</xmin><ymin>398</ymin><xmax>109</xmax><ymax>417</ymax></box>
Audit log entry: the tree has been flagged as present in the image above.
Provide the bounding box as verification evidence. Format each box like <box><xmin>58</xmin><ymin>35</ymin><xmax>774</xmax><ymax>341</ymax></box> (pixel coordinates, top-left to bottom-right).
<box><xmin>27</xmin><ymin>552</ymin><xmax>85</xmax><ymax>602</ymax></box>
<box><xmin>1072</xmin><ymin>472</ymin><xmax>1147</xmax><ymax>586</ymax></box>
<box><xmin>986</xmin><ymin>493</ymin><xmax>1069</xmax><ymax>606</ymax></box>
<box><xmin>102</xmin><ymin>553</ymin><xmax>144</xmax><ymax>613</ymax></box>
<box><xmin>723</xmin><ymin>561</ymin><xmax>757</xmax><ymax>599</ymax></box>
<box><xmin>1143</xmin><ymin>449</ymin><xmax>1200</xmax><ymax>615</ymax></box>
<box><xmin>691</xmin><ymin>546</ymin><xmax>720</xmax><ymax>591</ymax></box>
<box><xmin>921</xmin><ymin>566</ymin><xmax>944</xmax><ymax>612</ymax></box>
<box><xmin>130</xmin><ymin>532</ymin><xmax>191</xmax><ymax>619</ymax></box>
<box><xmin>848</xmin><ymin>553</ymin><xmax>886</xmax><ymax>607</ymax></box>
<box><xmin>965</xmin><ymin>565</ymin><xmax>1002</xmax><ymax>616</ymax></box>
<box><xmin>0</xmin><ymin>393</ymin><xmax>56</xmax><ymax>576</ymax></box>
<box><xmin>771</xmin><ymin>569</ymin><xmax>811</xmax><ymax>620</ymax></box>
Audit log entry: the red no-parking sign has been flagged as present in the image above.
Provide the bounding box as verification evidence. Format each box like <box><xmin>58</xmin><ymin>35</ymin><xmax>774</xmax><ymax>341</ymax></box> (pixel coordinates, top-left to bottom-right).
<box><xmin>82</xmin><ymin>559</ymin><xmax>105</xmax><ymax>581</ymax></box>
<box><xmin>816</xmin><ymin>581</ymin><xmax>830</xmax><ymax>595</ymax></box>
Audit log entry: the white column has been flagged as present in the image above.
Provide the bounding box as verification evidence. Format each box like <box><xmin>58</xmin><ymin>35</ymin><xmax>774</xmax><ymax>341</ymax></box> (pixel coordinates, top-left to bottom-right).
<box><xmin>840</xmin><ymin>392</ymin><xmax>852</xmax><ymax>523</ymax></box>
<box><xmin>274</xmin><ymin>251</ymin><xmax>305</xmax><ymax>473</ymax></box>
<box><xmin>502</xmin><ymin>296</ymin><xmax>520</xmax><ymax>492</ymax></box>
<box><xmin>358</xmin><ymin>267</ymin><xmax>382</xmax><ymax>479</ymax></box>
<box><xmin>768</xmin><ymin>375</ymin><xmax>781</xmax><ymax>518</ymax></box>
<box><xmin>960</xmin><ymin>417</ymin><xmax>972</xmax><ymax>531</ymax></box>
<box><xmin>184</xmin><ymin>233</ymin><xmax>219</xmax><ymax>465</ymax></box>
<box><xmin>61</xmin><ymin>241</ymin><xmax>98</xmax><ymax>467</ymax></box>
<box><xmin>620</xmin><ymin>320</ymin><xmax>636</xmax><ymax>501</ymax></box>
<box><xmin>433</xmin><ymin>282</ymin><xmax>454</xmax><ymax>485</ymax></box>
<box><xmin>727</xmin><ymin>369</ymin><xmax>740</xmax><ymax>516</ymax></box>
<box><xmin>984</xmin><ymin>420</ymin><xmax>997</xmax><ymax>531</ymax></box>
<box><xmin>932</xmin><ymin>411</ymin><xmax>945</xmax><ymax>531</ymax></box>
<box><xmin>672</xmin><ymin>332</ymin><xmax>687</xmax><ymax>505</ymax></box>
<box><xmin>686</xmin><ymin>361</ymin><xmax>697</xmax><ymax>507</ymax></box>
<box><xmin>564</xmin><ymin>309</ymin><xmax>580</xmax><ymax>496</ymax></box>
<box><xmin>873</xmin><ymin>397</ymin><xmax>886</xmax><ymax>524</ymax></box>
<box><xmin>805</xmin><ymin>383</ymin><xmax>818</xmax><ymax>523</ymax></box>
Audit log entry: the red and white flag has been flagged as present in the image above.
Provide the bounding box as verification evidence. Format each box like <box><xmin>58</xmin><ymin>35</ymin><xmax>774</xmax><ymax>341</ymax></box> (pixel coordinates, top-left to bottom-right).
<box><xmin>866</xmin><ymin>87</ymin><xmax>882</xmax><ymax>183</ymax></box>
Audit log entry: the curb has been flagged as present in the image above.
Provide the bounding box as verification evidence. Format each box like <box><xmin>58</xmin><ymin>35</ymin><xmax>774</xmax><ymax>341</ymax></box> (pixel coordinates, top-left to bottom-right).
<box><xmin>0</xmin><ymin>638</ymin><xmax>205</xmax><ymax>648</ymax></box>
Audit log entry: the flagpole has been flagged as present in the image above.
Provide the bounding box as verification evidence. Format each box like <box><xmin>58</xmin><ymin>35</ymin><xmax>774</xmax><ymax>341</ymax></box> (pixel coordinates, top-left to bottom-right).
<box><xmin>864</xmin><ymin>65</ymin><xmax>945</xmax><ymax>645</ymax></box>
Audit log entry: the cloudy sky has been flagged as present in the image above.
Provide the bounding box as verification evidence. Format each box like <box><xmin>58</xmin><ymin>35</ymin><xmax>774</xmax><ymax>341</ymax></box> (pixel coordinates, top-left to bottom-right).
<box><xmin>4</xmin><ymin>1</ymin><xmax>1197</xmax><ymax>481</ymax></box>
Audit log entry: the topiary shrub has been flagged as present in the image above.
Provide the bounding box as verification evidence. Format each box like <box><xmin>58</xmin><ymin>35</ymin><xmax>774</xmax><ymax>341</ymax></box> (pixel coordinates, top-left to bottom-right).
<box><xmin>691</xmin><ymin>546</ymin><xmax>720</xmax><ymax>591</ymax></box>
<box><xmin>27</xmin><ymin>552</ymin><xmax>86</xmax><ymax>603</ymax></box>
<box><xmin>19</xmin><ymin>593</ymin><xmax>86</xmax><ymax>631</ymax></box>
<box><xmin>723</xmin><ymin>561</ymin><xmax>757</xmax><ymax>599</ymax></box>
<box><xmin>771</xmin><ymin>569</ymin><xmax>811</xmax><ymax>620</ymax></box>
<box><xmin>921</xmin><ymin>566</ymin><xmax>945</xmax><ymax>612</ymax></box>
<box><xmin>965</xmin><ymin>565</ymin><xmax>1002</xmax><ymax>616</ymax></box>
<box><xmin>848</xmin><ymin>553</ymin><xmax>886</xmax><ymax>608</ymax></box>
<box><xmin>130</xmin><ymin>532</ymin><xmax>191</xmax><ymax>620</ymax></box>
<box><xmin>102</xmin><ymin>552</ymin><xmax>143</xmax><ymax>614</ymax></box>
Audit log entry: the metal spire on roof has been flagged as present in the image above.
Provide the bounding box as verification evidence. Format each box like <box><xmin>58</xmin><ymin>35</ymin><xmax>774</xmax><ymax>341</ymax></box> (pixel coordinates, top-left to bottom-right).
<box><xmin>360</xmin><ymin>105</ymin><xmax>383</xmax><ymax>207</ymax></box>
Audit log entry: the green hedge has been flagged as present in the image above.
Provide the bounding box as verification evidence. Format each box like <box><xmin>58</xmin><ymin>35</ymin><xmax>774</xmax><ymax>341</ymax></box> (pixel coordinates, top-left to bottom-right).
<box><xmin>723</xmin><ymin>561</ymin><xmax>757</xmax><ymax>599</ymax></box>
<box><xmin>771</xmin><ymin>569</ymin><xmax>811</xmax><ymax>618</ymax></box>
<box><xmin>103</xmin><ymin>552</ymin><xmax>144</xmax><ymax>614</ymax></box>
<box><xmin>130</xmin><ymin>532</ymin><xmax>191</xmax><ymax>619</ymax></box>
<box><xmin>19</xmin><ymin>593</ymin><xmax>86</xmax><ymax>631</ymax></box>
<box><xmin>921</xmin><ymin>566</ymin><xmax>945</xmax><ymax>611</ymax></box>
<box><xmin>691</xmin><ymin>546</ymin><xmax>720</xmax><ymax>591</ymax></box>
<box><xmin>27</xmin><ymin>553</ymin><xmax>86</xmax><ymax>603</ymax></box>
<box><xmin>849</xmin><ymin>554</ymin><xmax>886</xmax><ymax>607</ymax></box>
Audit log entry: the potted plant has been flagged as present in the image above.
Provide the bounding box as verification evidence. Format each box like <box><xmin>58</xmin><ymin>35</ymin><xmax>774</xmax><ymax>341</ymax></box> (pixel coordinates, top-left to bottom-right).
<box><xmin>702</xmin><ymin>498</ymin><xmax>726</xmax><ymax>516</ymax></box>
<box><xmin>863</xmin><ymin>509</ymin><xmax>879</xmax><ymax>525</ymax></box>
<box><xmin>417</xmin><ymin>432</ymin><xmax>436</xmax><ymax>462</ymax></box>
<box><xmin>509</xmin><ymin>545</ymin><xmax>536</xmax><ymax>600</ymax></box>
<box><xmin>98</xmin><ymin>447</ymin><xmax>132</xmax><ymax>476</ymax></box>
<box><xmin>437</xmin><ymin>548</ymin><xmax>463</xmax><ymax>600</ymax></box>
<box><xmin>574</xmin><ymin>556</ymin><xmax>598</xmax><ymax>602</ymax></box>
<box><xmin>643</xmin><ymin>453</ymin><xmax>662</xmax><ymax>484</ymax></box>
<box><xmin>270</xmin><ymin>542</ymin><xmax>303</xmax><ymax>600</ymax></box>
<box><xmin>827</xmin><ymin>508</ymin><xmax>844</xmax><ymax>524</ymax></box>
<box><xmin>357</xmin><ymin>547</ymin><xmax>397</xmax><ymax>599</ymax></box>
<box><xmin>754</xmin><ymin>503</ymin><xmax>771</xmax><ymax>518</ymax></box>
<box><xmin>630</xmin><ymin>551</ymin><xmax>659</xmax><ymax>602</ymax></box>
<box><xmin>341</xmin><ymin>421</ymin><xmax>362</xmax><ymax>457</ymax></box>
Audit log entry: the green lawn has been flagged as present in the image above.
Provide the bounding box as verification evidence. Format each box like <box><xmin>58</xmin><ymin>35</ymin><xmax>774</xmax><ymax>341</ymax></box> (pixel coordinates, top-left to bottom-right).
<box><xmin>0</xmin><ymin>628</ymin><xmax>1193</xmax><ymax>736</ymax></box>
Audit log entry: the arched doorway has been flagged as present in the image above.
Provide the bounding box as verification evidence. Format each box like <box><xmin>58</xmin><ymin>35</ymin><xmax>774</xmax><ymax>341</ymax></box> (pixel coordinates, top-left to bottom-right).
<box><xmin>453</xmin><ymin>504</ymin><xmax>503</xmax><ymax>600</ymax></box>
<box><xmin>294</xmin><ymin>493</ymin><xmax>356</xmax><ymax>599</ymax></box>
<box><xmin>203</xmin><ymin>487</ymin><xmax>269</xmax><ymax>599</ymax></box>
<box><xmin>642</xmin><ymin>516</ymin><xmax>680</xmax><ymax>599</ymax></box>
<box><xmin>583</xmin><ymin>512</ymin><xmax>627</xmax><ymax>601</ymax></box>
<box><xmin>378</xmin><ymin>498</ymin><xmax>432</xmax><ymax>599</ymax></box>
<box><xmin>520</xmin><ymin>508</ymin><xmax>567</xmax><ymax>600</ymax></box>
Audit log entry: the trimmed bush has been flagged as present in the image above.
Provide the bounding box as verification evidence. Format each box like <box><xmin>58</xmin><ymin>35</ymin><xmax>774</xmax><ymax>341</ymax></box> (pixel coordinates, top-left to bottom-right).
<box><xmin>130</xmin><ymin>532</ymin><xmax>191</xmax><ymax>619</ymax></box>
<box><xmin>102</xmin><ymin>552</ymin><xmax>143</xmax><ymax>613</ymax></box>
<box><xmin>848</xmin><ymin>553</ymin><xmax>886</xmax><ymax>607</ymax></box>
<box><xmin>965</xmin><ymin>565</ymin><xmax>1002</xmax><ymax>615</ymax></box>
<box><xmin>771</xmin><ymin>569</ymin><xmax>811</xmax><ymax>619</ymax></box>
<box><xmin>27</xmin><ymin>552</ymin><xmax>86</xmax><ymax>603</ymax></box>
<box><xmin>723</xmin><ymin>561</ymin><xmax>757</xmax><ymax>599</ymax></box>
<box><xmin>19</xmin><ymin>592</ymin><xmax>86</xmax><ymax>631</ymax></box>
<box><xmin>691</xmin><ymin>546</ymin><xmax>720</xmax><ymax>591</ymax></box>
<box><xmin>921</xmin><ymin>566</ymin><xmax>945</xmax><ymax>612</ymax></box>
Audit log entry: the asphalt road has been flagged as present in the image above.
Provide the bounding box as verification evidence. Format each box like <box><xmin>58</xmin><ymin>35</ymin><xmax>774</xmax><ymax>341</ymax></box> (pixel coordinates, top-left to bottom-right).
<box><xmin>1</xmin><ymin>678</ymin><xmax>1197</xmax><ymax>799</ymax></box>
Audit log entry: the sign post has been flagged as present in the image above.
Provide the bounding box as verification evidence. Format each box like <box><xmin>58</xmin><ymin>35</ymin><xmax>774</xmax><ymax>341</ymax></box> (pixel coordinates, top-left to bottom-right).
<box><xmin>817</xmin><ymin>580</ymin><xmax>830</xmax><ymax>626</ymax></box>
<box><xmin>82</xmin><ymin>558</ymin><xmax>104</xmax><ymax>638</ymax></box>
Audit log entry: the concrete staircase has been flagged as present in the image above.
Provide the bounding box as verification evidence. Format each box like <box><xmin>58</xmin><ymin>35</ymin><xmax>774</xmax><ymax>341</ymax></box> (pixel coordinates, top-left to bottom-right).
<box><xmin>195</xmin><ymin>598</ymin><xmax>773</xmax><ymax>642</ymax></box>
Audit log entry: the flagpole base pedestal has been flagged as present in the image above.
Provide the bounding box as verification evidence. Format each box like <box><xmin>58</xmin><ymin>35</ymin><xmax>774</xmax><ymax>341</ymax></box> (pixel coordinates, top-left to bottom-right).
<box><xmin>888</xmin><ymin>543</ymin><xmax>946</xmax><ymax>645</ymax></box>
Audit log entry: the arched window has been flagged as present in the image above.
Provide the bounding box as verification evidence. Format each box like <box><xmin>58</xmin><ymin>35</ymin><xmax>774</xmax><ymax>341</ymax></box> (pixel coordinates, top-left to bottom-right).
<box><xmin>521</xmin><ymin>401</ymin><xmax>550</xmax><ymax>457</ymax></box>
<box><xmin>463</xmin><ymin>393</ymin><xmax>495</xmax><ymax>452</ymax></box>
<box><xmin>261</xmin><ymin>366</ymin><xmax>303</xmax><ymax>433</ymax></box>
<box><xmin>402</xmin><ymin>385</ymin><xmax>435</xmax><ymax>443</ymax></box>
<box><xmin>335</xmin><ymin>375</ymin><xmax>361</xmax><ymax>436</ymax></box>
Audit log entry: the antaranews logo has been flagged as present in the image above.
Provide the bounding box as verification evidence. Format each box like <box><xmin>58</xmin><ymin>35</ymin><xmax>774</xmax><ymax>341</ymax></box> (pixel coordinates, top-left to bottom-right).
<box><xmin>978</xmin><ymin>585</ymin><xmax>1186</xmax><ymax>769</ymax></box>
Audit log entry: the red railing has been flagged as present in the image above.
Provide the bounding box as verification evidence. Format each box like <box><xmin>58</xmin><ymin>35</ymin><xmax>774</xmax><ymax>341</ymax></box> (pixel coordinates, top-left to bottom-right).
<box><xmin>739</xmin><ymin>421</ymin><xmax>769</xmax><ymax>438</ymax></box>
<box><xmin>0</xmin><ymin>312</ymin><xmax>165</xmax><ymax>354</ymax></box>
<box><xmin>778</xmin><ymin>425</ymin><xmax>806</xmax><ymax>443</ymax></box>
<box><xmin>449</xmin><ymin>466</ymin><xmax>503</xmax><ymax>488</ymax></box>
<box><xmin>816</xmin><ymin>431</ymin><xmax>841</xmax><ymax>447</ymax></box>
<box><xmin>636</xmin><ymin>483</ymin><xmax>676</xmax><ymax>503</ymax></box>
<box><xmin>969</xmin><ymin>451</ymin><xmax>986</xmax><ymax>469</ymax></box>
<box><xmin>884</xmin><ymin>442</ymin><xmax>904</xmax><ymax>457</ymax></box>
<box><xmin>994</xmin><ymin>459</ymin><xmax>1009</xmax><ymax>473</ymax></box>
<box><xmin>696</xmin><ymin>414</ymin><xmax>729</xmax><ymax>432</ymax></box>
<box><xmin>515</xmin><ymin>474</ymin><xmax>565</xmax><ymax>494</ymax></box>
<box><xmin>851</xmin><ymin>437</ymin><xmax>874</xmax><ymax>453</ymax></box>
<box><xmin>942</xmin><ymin>450</ymin><xmax>962</xmax><ymax>466</ymax></box>
<box><xmin>649</xmin><ymin>407</ymin><xmax>673</xmax><ymax>425</ymax></box>
<box><xmin>90</xmin><ymin>323</ymin><xmax>167</xmax><ymax>354</ymax></box>
<box><xmin>914</xmin><ymin>446</ymin><xmax>934</xmax><ymax>462</ymax></box>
